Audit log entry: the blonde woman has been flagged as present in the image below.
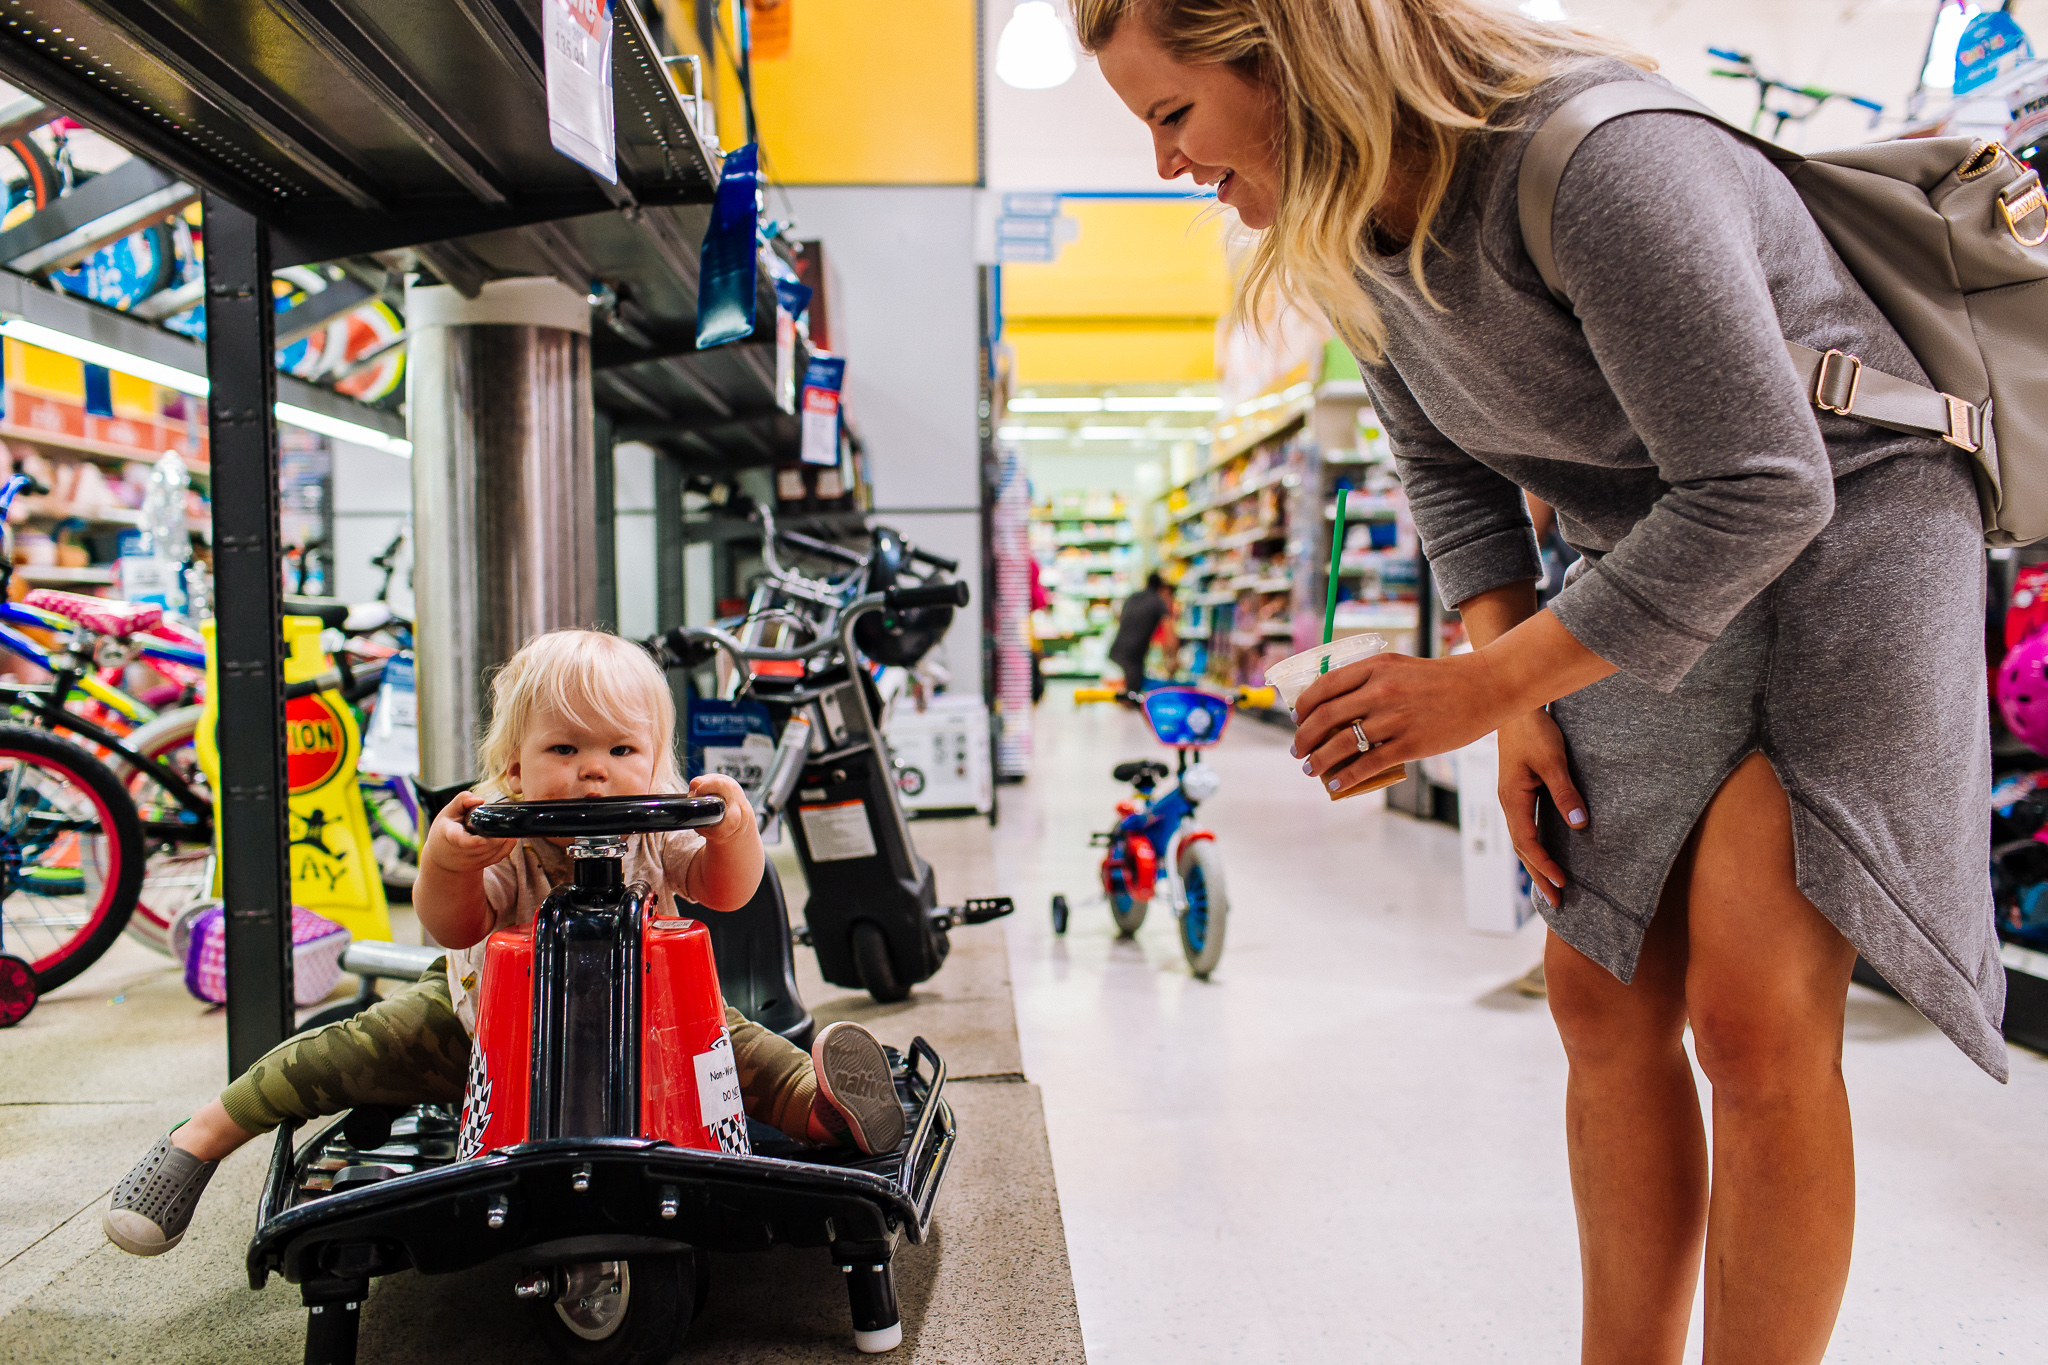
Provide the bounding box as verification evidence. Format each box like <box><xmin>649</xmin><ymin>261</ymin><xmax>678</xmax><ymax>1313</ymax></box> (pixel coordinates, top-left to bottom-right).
<box><xmin>1081</xmin><ymin>2</ymin><xmax>2003</xmax><ymax>1361</ymax></box>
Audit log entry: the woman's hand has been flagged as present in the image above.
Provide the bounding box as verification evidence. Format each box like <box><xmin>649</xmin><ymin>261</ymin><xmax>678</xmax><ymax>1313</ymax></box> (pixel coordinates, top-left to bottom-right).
<box><xmin>423</xmin><ymin>790</ymin><xmax>514</xmax><ymax>875</ymax></box>
<box><xmin>1291</xmin><ymin>649</ymin><xmax>1514</xmax><ymax>794</ymax></box>
<box><xmin>1496</xmin><ymin>708</ymin><xmax>1588</xmax><ymax>906</ymax></box>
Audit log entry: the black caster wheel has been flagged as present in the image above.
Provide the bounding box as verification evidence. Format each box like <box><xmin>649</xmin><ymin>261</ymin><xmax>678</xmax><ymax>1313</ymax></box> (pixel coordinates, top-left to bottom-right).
<box><xmin>0</xmin><ymin>952</ymin><xmax>36</xmax><ymax>1026</ymax></box>
<box><xmin>1050</xmin><ymin>894</ymin><xmax>1069</xmax><ymax>935</ymax></box>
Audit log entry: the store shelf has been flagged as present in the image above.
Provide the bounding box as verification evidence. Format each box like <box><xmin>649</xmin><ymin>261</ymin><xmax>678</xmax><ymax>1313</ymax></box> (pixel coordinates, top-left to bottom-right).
<box><xmin>16</xmin><ymin>505</ymin><xmax>148</xmax><ymax>529</ymax></box>
<box><xmin>16</xmin><ymin>564</ymin><xmax>116</xmax><ymax>586</ymax></box>
<box><xmin>1206</xmin><ymin>387</ymin><xmax>1314</xmax><ymax>468</ymax></box>
<box><xmin>1164</xmin><ymin>467</ymin><xmax>1289</xmax><ymax>523</ymax></box>
<box><xmin>1331</xmin><ymin>602</ymin><xmax>1419</xmax><ymax>631</ymax></box>
<box><xmin>1227</xmin><ymin>575</ymin><xmax>1292</xmax><ymax>593</ymax></box>
<box><xmin>1190</xmin><ymin>590</ymin><xmax>1238</xmax><ymax>606</ymax></box>
<box><xmin>1325</xmin><ymin>496</ymin><xmax>1403</xmax><ymax>520</ymax></box>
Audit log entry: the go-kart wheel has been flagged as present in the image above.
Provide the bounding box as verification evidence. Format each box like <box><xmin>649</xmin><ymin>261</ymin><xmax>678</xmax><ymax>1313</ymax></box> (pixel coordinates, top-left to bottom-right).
<box><xmin>851</xmin><ymin>921</ymin><xmax>910</xmax><ymax>1004</ymax></box>
<box><xmin>0</xmin><ymin>952</ymin><xmax>37</xmax><ymax>1026</ymax></box>
<box><xmin>531</xmin><ymin>1255</ymin><xmax>696</xmax><ymax>1365</ymax></box>
<box><xmin>1178</xmin><ymin>840</ymin><xmax>1229</xmax><ymax>979</ymax></box>
<box><xmin>1050</xmin><ymin>894</ymin><xmax>1069</xmax><ymax>935</ymax></box>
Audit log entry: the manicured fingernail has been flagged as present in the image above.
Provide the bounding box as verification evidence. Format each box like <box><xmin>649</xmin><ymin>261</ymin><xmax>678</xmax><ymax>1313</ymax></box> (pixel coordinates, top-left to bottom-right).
<box><xmin>1289</xmin><ymin>743</ymin><xmax>1301</xmax><ymax>758</ymax></box>
<box><xmin>1302</xmin><ymin>758</ymin><xmax>1314</xmax><ymax>774</ymax></box>
<box><xmin>1567</xmin><ymin>809</ymin><xmax>1587</xmax><ymax>828</ymax></box>
<box><xmin>1327</xmin><ymin>777</ymin><xmax>1343</xmax><ymax>792</ymax></box>
<box><xmin>1288</xmin><ymin>708</ymin><xmax>1298</xmax><ymax>723</ymax></box>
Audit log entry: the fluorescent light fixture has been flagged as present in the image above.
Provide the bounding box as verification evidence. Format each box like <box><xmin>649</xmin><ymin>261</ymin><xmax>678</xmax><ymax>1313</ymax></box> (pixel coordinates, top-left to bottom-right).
<box><xmin>1230</xmin><ymin>380</ymin><xmax>1314</xmax><ymax>418</ymax></box>
<box><xmin>1008</xmin><ymin>397</ymin><xmax>1104</xmax><ymax>413</ymax></box>
<box><xmin>0</xmin><ymin>318</ymin><xmax>206</xmax><ymax>395</ymax></box>
<box><xmin>1078</xmin><ymin>426</ymin><xmax>1211</xmax><ymax>441</ymax></box>
<box><xmin>997</xmin><ymin>1</ymin><xmax>1078</xmax><ymax>90</ymax></box>
<box><xmin>1102</xmin><ymin>395</ymin><xmax>1220</xmax><ymax>412</ymax></box>
<box><xmin>275</xmin><ymin>402</ymin><xmax>413</xmax><ymax>458</ymax></box>
<box><xmin>997</xmin><ymin>426</ymin><xmax>1071</xmax><ymax>440</ymax></box>
<box><xmin>0</xmin><ymin>315</ymin><xmax>411</xmax><ymax>457</ymax></box>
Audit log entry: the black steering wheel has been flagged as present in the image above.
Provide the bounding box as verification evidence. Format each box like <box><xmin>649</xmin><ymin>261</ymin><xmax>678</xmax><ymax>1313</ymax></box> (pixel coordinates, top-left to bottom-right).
<box><xmin>464</xmin><ymin>794</ymin><xmax>726</xmax><ymax>839</ymax></box>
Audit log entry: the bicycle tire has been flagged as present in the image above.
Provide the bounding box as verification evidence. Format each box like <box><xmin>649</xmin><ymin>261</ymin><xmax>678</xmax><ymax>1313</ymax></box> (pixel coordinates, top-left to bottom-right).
<box><xmin>110</xmin><ymin>707</ymin><xmax>213</xmax><ymax>952</ymax></box>
<box><xmin>0</xmin><ymin>724</ymin><xmax>145</xmax><ymax>991</ymax></box>
<box><xmin>1177</xmin><ymin>840</ymin><xmax>1228</xmax><ymax>979</ymax></box>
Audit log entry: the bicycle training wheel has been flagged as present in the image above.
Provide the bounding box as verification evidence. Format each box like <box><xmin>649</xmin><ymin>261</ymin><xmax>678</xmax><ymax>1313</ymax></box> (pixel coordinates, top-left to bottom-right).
<box><xmin>1177</xmin><ymin>840</ymin><xmax>1228</xmax><ymax>979</ymax></box>
<box><xmin>114</xmin><ymin>707</ymin><xmax>213</xmax><ymax>953</ymax></box>
<box><xmin>0</xmin><ymin>724</ymin><xmax>146</xmax><ymax>992</ymax></box>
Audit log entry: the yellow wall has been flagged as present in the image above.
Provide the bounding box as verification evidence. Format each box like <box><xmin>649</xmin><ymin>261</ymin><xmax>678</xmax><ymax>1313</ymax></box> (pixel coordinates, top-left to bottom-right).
<box><xmin>1002</xmin><ymin>198</ymin><xmax>1231</xmax><ymax>385</ymax></box>
<box><xmin>704</xmin><ymin>0</ymin><xmax>979</xmax><ymax>185</ymax></box>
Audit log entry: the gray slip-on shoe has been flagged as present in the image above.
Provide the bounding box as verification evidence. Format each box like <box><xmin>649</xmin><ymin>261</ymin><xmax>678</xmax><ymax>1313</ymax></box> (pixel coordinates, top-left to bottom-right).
<box><xmin>103</xmin><ymin>1131</ymin><xmax>218</xmax><ymax>1256</ymax></box>
<box><xmin>811</xmin><ymin>1022</ymin><xmax>906</xmax><ymax>1156</ymax></box>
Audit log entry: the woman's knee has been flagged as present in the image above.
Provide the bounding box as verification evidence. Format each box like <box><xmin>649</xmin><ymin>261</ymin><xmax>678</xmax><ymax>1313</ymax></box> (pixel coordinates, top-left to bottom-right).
<box><xmin>1545</xmin><ymin>932</ymin><xmax>1687</xmax><ymax>1068</ymax></box>
<box><xmin>1686</xmin><ymin>975</ymin><xmax>1846</xmax><ymax>1100</ymax></box>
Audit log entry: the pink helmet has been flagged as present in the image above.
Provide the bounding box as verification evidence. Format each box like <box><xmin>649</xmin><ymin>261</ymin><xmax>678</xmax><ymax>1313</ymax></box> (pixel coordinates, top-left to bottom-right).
<box><xmin>1998</xmin><ymin>631</ymin><xmax>2048</xmax><ymax>754</ymax></box>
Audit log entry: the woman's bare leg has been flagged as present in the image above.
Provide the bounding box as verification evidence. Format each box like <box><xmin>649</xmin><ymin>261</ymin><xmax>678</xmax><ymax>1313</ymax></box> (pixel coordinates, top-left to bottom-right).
<box><xmin>1682</xmin><ymin>753</ymin><xmax>1857</xmax><ymax>1364</ymax></box>
<box><xmin>1546</xmin><ymin>877</ymin><xmax>1707</xmax><ymax>1365</ymax></box>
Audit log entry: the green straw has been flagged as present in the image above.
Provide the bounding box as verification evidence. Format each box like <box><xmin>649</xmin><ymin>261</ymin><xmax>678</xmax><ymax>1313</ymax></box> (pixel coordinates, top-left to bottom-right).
<box><xmin>1321</xmin><ymin>487</ymin><xmax>1349</xmax><ymax>673</ymax></box>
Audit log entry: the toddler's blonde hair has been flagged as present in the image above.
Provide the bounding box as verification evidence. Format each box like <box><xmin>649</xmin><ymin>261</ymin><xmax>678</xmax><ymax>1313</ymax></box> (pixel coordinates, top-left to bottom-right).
<box><xmin>474</xmin><ymin>629</ymin><xmax>680</xmax><ymax>800</ymax></box>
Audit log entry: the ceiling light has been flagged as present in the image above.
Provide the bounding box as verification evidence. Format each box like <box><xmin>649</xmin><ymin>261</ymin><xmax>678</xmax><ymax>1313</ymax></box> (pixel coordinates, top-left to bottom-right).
<box><xmin>1102</xmin><ymin>396</ymin><xmax>1220</xmax><ymax>412</ymax></box>
<box><xmin>0</xmin><ymin>316</ymin><xmax>413</xmax><ymax>458</ymax></box>
<box><xmin>1078</xmin><ymin>426</ymin><xmax>1211</xmax><ymax>441</ymax></box>
<box><xmin>1922</xmin><ymin>2</ymin><xmax>1980</xmax><ymax>92</ymax></box>
<box><xmin>1007</xmin><ymin>397</ymin><xmax>1104</xmax><ymax>412</ymax></box>
<box><xmin>997</xmin><ymin>1</ymin><xmax>1078</xmax><ymax>91</ymax></box>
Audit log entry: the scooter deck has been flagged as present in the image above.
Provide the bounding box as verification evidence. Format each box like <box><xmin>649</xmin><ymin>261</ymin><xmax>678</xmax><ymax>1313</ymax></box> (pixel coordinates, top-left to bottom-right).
<box><xmin>247</xmin><ymin>1038</ymin><xmax>953</xmax><ymax>1291</ymax></box>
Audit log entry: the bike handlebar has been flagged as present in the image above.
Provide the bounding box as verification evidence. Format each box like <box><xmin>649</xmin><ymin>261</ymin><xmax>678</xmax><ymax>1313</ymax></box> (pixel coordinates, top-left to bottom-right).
<box><xmin>282</xmin><ymin>655</ymin><xmax>387</xmax><ymax>703</ymax></box>
<box><xmin>909</xmin><ymin>546</ymin><xmax>959</xmax><ymax>573</ymax></box>
<box><xmin>1074</xmin><ymin>683</ymin><xmax>1276</xmax><ymax>708</ymax></box>
<box><xmin>775</xmin><ymin>528</ymin><xmax>866</xmax><ymax>568</ymax></box>
<box><xmin>885</xmin><ymin>582</ymin><xmax>969</xmax><ymax>610</ymax></box>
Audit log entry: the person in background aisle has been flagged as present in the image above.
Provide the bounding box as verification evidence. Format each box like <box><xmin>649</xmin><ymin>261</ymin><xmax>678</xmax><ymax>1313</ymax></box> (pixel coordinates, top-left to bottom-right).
<box><xmin>1108</xmin><ymin>571</ymin><xmax>1179</xmax><ymax>694</ymax></box>
<box><xmin>1085</xmin><ymin>2</ymin><xmax>2003</xmax><ymax>1363</ymax></box>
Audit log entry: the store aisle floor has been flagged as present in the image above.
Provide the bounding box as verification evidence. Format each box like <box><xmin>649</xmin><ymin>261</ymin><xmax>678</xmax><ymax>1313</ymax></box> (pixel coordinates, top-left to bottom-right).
<box><xmin>992</xmin><ymin>685</ymin><xmax>2048</xmax><ymax>1364</ymax></box>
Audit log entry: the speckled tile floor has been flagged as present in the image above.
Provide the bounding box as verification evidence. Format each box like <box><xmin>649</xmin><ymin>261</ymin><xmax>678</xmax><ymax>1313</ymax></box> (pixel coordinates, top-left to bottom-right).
<box><xmin>996</xmin><ymin>684</ymin><xmax>2048</xmax><ymax>1364</ymax></box>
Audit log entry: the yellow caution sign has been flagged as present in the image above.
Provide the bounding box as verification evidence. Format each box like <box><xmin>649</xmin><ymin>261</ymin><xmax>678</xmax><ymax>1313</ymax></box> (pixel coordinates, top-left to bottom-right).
<box><xmin>195</xmin><ymin>617</ymin><xmax>392</xmax><ymax>942</ymax></box>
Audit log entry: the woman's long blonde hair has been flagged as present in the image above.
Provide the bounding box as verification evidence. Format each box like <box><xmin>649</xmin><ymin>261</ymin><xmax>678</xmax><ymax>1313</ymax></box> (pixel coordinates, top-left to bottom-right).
<box><xmin>1073</xmin><ymin>0</ymin><xmax>1649</xmax><ymax>360</ymax></box>
<box><xmin>474</xmin><ymin>629</ymin><xmax>682</xmax><ymax>800</ymax></box>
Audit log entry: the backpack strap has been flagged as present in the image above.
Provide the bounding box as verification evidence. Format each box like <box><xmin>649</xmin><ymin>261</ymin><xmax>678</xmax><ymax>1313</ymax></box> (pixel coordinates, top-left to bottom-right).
<box><xmin>1516</xmin><ymin>82</ymin><xmax>1982</xmax><ymax>454</ymax></box>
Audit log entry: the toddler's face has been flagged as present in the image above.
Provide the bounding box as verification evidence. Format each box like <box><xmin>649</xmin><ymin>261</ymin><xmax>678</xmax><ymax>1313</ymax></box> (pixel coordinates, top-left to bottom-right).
<box><xmin>508</xmin><ymin>705</ymin><xmax>660</xmax><ymax>808</ymax></box>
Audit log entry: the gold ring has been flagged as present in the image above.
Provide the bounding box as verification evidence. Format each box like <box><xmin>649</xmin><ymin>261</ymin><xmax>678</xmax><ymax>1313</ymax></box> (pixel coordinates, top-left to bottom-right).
<box><xmin>1351</xmin><ymin>719</ymin><xmax>1373</xmax><ymax>752</ymax></box>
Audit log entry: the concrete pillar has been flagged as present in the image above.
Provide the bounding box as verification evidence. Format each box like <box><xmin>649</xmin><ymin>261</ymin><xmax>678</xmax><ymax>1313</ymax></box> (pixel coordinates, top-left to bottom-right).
<box><xmin>406</xmin><ymin>277</ymin><xmax>594</xmax><ymax>787</ymax></box>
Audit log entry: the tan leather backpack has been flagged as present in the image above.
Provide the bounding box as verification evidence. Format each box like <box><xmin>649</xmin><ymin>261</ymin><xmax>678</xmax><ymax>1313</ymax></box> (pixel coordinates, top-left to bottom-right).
<box><xmin>1518</xmin><ymin>82</ymin><xmax>2048</xmax><ymax>546</ymax></box>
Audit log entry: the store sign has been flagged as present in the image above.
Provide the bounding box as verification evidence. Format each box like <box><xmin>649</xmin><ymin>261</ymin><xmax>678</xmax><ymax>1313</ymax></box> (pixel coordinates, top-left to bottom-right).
<box><xmin>799</xmin><ymin>354</ymin><xmax>845</xmax><ymax>467</ymax></box>
<box><xmin>1956</xmin><ymin>10</ymin><xmax>2034</xmax><ymax>95</ymax></box>
<box><xmin>543</xmin><ymin>0</ymin><xmax>617</xmax><ymax>183</ymax></box>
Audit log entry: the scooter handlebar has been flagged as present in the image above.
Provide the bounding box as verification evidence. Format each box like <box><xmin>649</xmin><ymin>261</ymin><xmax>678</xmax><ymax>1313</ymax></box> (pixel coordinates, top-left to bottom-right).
<box><xmin>465</xmin><ymin>793</ymin><xmax>727</xmax><ymax>839</ymax></box>
<box><xmin>909</xmin><ymin>546</ymin><xmax>959</xmax><ymax>573</ymax></box>
<box><xmin>884</xmin><ymin>582</ymin><xmax>969</xmax><ymax>610</ymax></box>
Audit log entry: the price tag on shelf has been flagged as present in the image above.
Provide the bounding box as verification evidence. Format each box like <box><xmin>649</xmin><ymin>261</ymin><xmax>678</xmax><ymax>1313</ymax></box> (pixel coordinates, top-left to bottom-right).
<box><xmin>542</xmin><ymin>0</ymin><xmax>616</xmax><ymax>183</ymax></box>
<box><xmin>799</xmin><ymin>354</ymin><xmax>846</xmax><ymax>467</ymax></box>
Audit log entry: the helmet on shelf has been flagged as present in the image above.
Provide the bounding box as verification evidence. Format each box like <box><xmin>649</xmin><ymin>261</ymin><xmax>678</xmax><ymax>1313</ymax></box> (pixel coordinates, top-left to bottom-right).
<box><xmin>1998</xmin><ymin>631</ymin><xmax>2048</xmax><ymax>755</ymax></box>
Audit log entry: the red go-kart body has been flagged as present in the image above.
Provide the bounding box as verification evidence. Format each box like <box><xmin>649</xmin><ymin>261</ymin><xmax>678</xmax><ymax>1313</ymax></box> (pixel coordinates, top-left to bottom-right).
<box><xmin>463</xmin><ymin>913</ymin><xmax>745</xmax><ymax>1158</ymax></box>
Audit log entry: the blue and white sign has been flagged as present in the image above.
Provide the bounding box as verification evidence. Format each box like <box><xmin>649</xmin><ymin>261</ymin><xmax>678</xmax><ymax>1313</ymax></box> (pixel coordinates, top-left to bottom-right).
<box><xmin>1957</xmin><ymin>9</ymin><xmax>2034</xmax><ymax>95</ymax></box>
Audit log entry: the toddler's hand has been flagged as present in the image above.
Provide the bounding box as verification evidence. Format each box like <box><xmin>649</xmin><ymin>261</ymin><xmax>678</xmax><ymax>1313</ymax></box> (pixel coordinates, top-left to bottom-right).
<box><xmin>424</xmin><ymin>790</ymin><xmax>516</xmax><ymax>874</ymax></box>
<box><xmin>688</xmin><ymin>773</ymin><xmax>757</xmax><ymax>845</ymax></box>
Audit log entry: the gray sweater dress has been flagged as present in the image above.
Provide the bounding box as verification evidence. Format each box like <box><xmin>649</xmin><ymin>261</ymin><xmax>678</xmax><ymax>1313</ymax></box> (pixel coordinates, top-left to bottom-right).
<box><xmin>1362</xmin><ymin>61</ymin><xmax>2007</xmax><ymax>1079</ymax></box>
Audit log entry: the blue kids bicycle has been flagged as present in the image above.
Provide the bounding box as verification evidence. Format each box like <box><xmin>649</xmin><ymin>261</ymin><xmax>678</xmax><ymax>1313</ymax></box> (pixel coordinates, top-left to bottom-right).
<box><xmin>1052</xmin><ymin>683</ymin><xmax>1272</xmax><ymax>978</ymax></box>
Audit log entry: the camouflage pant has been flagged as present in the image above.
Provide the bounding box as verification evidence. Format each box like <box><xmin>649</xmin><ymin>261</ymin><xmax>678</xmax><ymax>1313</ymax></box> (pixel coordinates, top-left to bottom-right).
<box><xmin>218</xmin><ymin>963</ymin><xmax>819</xmax><ymax>1141</ymax></box>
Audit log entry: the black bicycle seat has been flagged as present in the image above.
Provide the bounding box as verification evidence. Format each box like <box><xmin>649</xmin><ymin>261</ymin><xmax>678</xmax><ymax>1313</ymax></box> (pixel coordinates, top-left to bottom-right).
<box><xmin>465</xmin><ymin>794</ymin><xmax>726</xmax><ymax>839</ymax></box>
<box><xmin>281</xmin><ymin>595</ymin><xmax>350</xmax><ymax>630</ymax></box>
<box><xmin>1111</xmin><ymin>760</ymin><xmax>1171</xmax><ymax>784</ymax></box>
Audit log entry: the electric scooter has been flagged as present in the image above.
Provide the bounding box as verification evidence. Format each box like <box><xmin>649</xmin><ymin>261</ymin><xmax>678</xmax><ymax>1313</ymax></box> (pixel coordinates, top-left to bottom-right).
<box><xmin>248</xmin><ymin>792</ymin><xmax>957</xmax><ymax>1364</ymax></box>
<box><xmin>655</xmin><ymin>513</ymin><xmax>1012</xmax><ymax>1005</ymax></box>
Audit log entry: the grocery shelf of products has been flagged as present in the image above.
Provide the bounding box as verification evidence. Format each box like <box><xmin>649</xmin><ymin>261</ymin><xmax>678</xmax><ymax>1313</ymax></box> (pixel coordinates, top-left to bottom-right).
<box><xmin>1030</xmin><ymin>490</ymin><xmax>1139</xmax><ymax>679</ymax></box>
<box><xmin>1157</xmin><ymin>366</ymin><xmax>1419</xmax><ymax>718</ymax></box>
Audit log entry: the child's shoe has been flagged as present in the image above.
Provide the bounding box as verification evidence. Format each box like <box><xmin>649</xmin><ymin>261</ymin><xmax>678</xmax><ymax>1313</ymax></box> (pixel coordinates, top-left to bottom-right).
<box><xmin>811</xmin><ymin>1022</ymin><xmax>906</xmax><ymax>1156</ymax></box>
<box><xmin>103</xmin><ymin>1131</ymin><xmax>218</xmax><ymax>1256</ymax></box>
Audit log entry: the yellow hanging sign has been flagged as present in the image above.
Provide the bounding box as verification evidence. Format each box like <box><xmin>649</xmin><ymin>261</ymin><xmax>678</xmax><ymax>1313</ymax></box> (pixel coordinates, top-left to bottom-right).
<box><xmin>195</xmin><ymin>616</ymin><xmax>392</xmax><ymax>942</ymax></box>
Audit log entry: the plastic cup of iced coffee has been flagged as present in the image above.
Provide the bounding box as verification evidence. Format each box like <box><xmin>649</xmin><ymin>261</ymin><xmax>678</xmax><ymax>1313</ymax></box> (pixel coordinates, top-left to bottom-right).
<box><xmin>1264</xmin><ymin>632</ymin><xmax>1403</xmax><ymax>800</ymax></box>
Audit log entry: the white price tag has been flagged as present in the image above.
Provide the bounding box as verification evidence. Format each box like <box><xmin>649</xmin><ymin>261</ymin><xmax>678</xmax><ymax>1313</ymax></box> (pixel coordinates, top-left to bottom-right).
<box><xmin>693</xmin><ymin>1030</ymin><xmax>750</xmax><ymax>1155</ymax></box>
<box><xmin>799</xmin><ymin>800</ymin><xmax>878</xmax><ymax>862</ymax></box>
<box><xmin>702</xmin><ymin>731</ymin><xmax>775</xmax><ymax>793</ymax></box>
<box><xmin>542</xmin><ymin>0</ymin><xmax>617</xmax><ymax>183</ymax></box>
